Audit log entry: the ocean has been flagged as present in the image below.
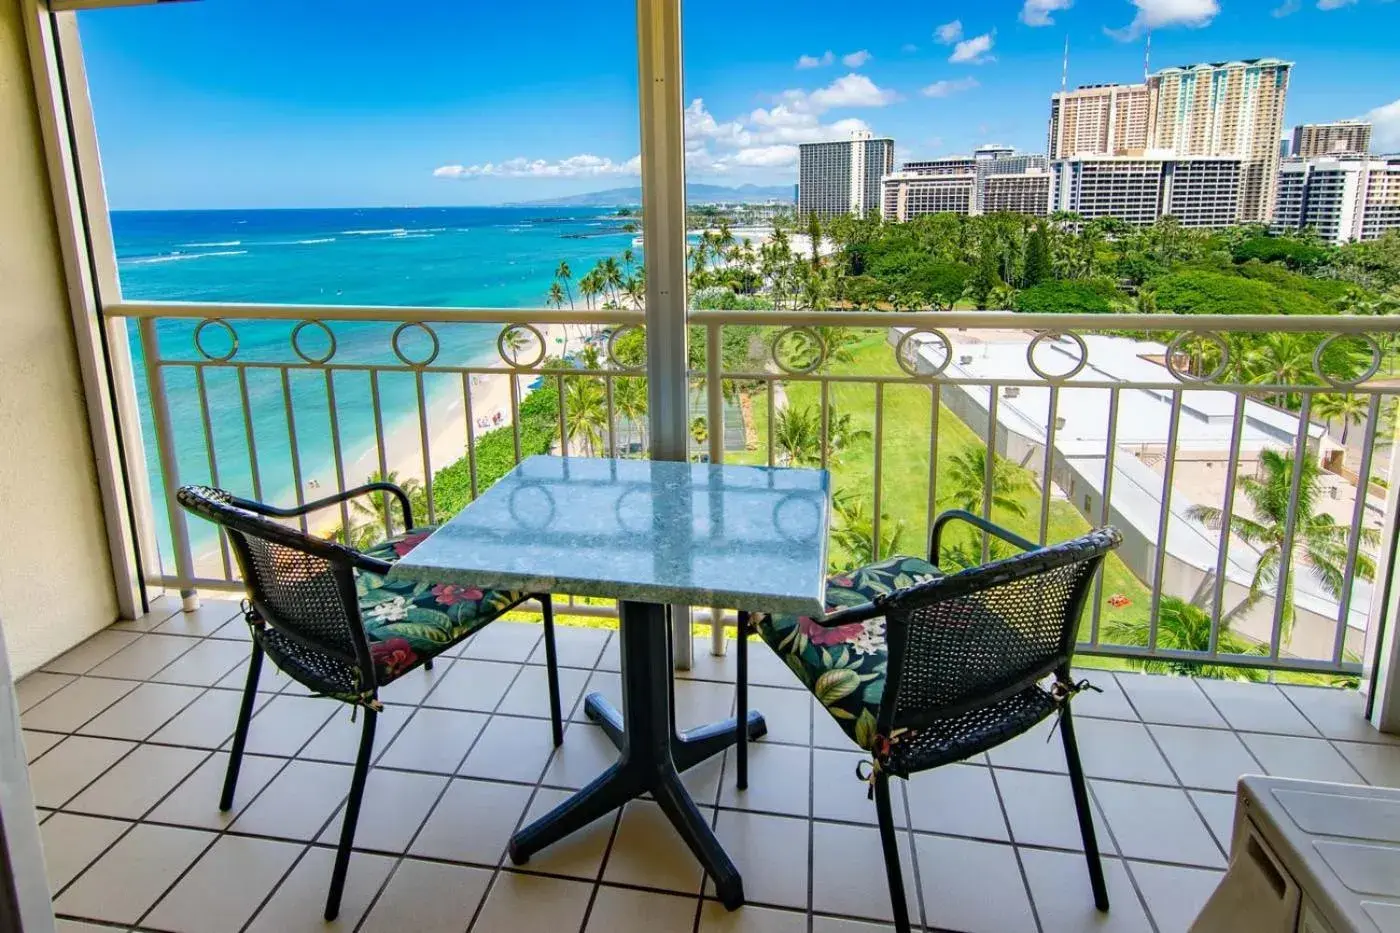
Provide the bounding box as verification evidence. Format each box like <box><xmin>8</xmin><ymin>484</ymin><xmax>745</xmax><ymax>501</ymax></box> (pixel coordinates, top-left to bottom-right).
<box><xmin>115</xmin><ymin>206</ymin><xmax>639</xmax><ymax>571</ymax></box>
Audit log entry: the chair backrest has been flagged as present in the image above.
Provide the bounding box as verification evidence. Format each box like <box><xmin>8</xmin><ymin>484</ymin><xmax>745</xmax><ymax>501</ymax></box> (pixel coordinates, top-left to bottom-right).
<box><xmin>879</xmin><ymin>527</ymin><xmax>1122</xmax><ymax>735</ymax></box>
<box><xmin>176</xmin><ymin>485</ymin><xmax>374</xmax><ymax>684</ymax></box>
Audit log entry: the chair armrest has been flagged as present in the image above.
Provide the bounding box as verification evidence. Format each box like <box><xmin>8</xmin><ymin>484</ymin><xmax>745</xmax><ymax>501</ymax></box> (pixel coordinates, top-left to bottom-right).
<box><xmin>229</xmin><ymin>482</ymin><xmax>415</xmax><ymax>530</ymax></box>
<box><xmin>350</xmin><ymin>553</ymin><xmax>396</xmax><ymax>576</ymax></box>
<box><xmin>807</xmin><ymin>602</ymin><xmax>886</xmax><ymax>627</ymax></box>
<box><xmin>928</xmin><ymin>509</ymin><xmax>1039</xmax><ymax>565</ymax></box>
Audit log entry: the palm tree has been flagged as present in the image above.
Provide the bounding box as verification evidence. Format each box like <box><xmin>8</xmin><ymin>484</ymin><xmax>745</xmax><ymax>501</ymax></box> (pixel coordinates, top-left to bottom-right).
<box><xmin>546</xmin><ymin>281</ymin><xmax>565</xmax><ymax>310</ymax></box>
<box><xmin>830</xmin><ymin>490</ymin><xmax>906</xmax><ymax>568</ymax></box>
<box><xmin>1242</xmin><ymin>334</ymin><xmax>1318</xmax><ymax>409</ymax></box>
<box><xmin>350</xmin><ymin>470</ymin><xmax>427</xmax><ymax>533</ymax></box>
<box><xmin>939</xmin><ymin>447</ymin><xmax>1031</xmax><ymax>519</ymax></box>
<box><xmin>563</xmin><ymin>377</ymin><xmax>607</xmax><ymax>456</ymax></box>
<box><xmin>554</xmin><ymin>261</ymin><xmax>575</xmax><ymax>309</ymax></box>
<box><xmin>579</xmin><ymin>270</ymin><xmax>602</xmax><ymax>311</ymax></box>
<box><xmin>614</xmin><ymin>376</ymin><xmax>648</xmax><ymax>455</ymax></box>
<box><xmin>1104</xmin><ymin>596</ymin><xmax>1267</xmax><ymax>682</ymax></box>
<box><xmin>825</xmin><ymin>407</ymin><xmax>871</xmax><ymax>467</ymax></box>
<box><xmin>1313</xmin><ymin>393</ymin><xmax>1370</xmax><ymax>445</ymax></box>
<box><xmin>773</xmin><ymin>404</ymin><xmax>821</xmax><ymax>466</ymax></box>
<box><xmin>1186</xmin><ymin>448</ymin><xmax>1378</xmax><ymax>641</ymax></box>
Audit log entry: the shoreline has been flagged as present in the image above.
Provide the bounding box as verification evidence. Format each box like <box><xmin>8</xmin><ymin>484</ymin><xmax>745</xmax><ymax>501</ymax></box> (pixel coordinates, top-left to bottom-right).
<box><xmin>189</xmin><ymin>319</ymin><xmax>587</xmax><ymax>570</ymax></box>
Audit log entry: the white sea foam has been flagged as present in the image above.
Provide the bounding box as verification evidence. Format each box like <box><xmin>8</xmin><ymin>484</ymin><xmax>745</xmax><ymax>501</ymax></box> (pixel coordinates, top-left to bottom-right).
<box><xmin>296</xmin><ymin>238</ymin><xmax>336</xmax><ymax>244</ymax></box>
<box><xmin>178</xmin><ymin>240</ymin><xmax>241</xmax><ymax>247</ymax></box>
<box><xmin>125</xmin><ymin>250</ymin><xmax>248</xmax><ymax>265</ymax></box>
<box><xmin>341</xmin><ymin>228</ymin><xmax>407</xmax><ymax>235</ymax></box>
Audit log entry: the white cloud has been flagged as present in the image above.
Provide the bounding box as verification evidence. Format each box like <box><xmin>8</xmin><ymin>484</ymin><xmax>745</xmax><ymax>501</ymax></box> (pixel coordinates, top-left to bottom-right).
<box><xmin>1021</xmin><ymin>0</ymin><xmax>1073</xmax><ymax>25</ymax></box>
<box><xmin>842</xmin><ymin>49</ymin><xmax>872</xmax><ymax>67</ymax></box>
<box><xmin>796</xmin><ymin>50</ymin><xmax>835</xmax><ymax>69</ymax></box>
<box><xmin>901</xmin><ymin>42</ymin><xmax>920</xmax><ymax>52</ymax></box>
<box><xmin>1366</xmin><ymin>97</ymin><xmax>1400</xmax><ymax>150</ymax></box>
<box><xmin>733</xmin><ymin>145</ymin><xmax>802</xmax><ymax>167</ymax></box>
<box><xmin>1316</xmin><ymin>0</ymin><xmax>1358</xmax><ymax>8</ymax></box>
<box><xmin>922</xmin><ymin>77</ymin><xmax>980</xmax><ymax>97</ymax></box>
<box><xmin>777</xmin><ymin>73</ymin><xmax>900</xmax><ymax>113</ymax></box>
<box><xmin>1272</xmin><ymin>0</ymin><xmax>1301</xmax><ymax>15</ymax></box>
<box><xmin>935</xmin><ymin>20</ymin><xmax>964</xmax><ymax>43</ymax></box>
<box><xmin>433</xmin><ymin>154</ymin><xmax>640</xmax><ymax>179</ymax></box>
<box><xmin>1108</xmin><ymin>0</ymin><xmax>1219</xmax><ymax>39</ymax></box>
<box><xmin>949</xmin><ymin>31</ymin><xmax>996</xmax><ymax>64</ymax></box>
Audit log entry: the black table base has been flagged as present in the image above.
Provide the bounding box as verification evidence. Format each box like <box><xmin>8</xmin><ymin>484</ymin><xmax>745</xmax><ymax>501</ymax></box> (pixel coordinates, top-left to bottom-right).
<box><xmin>507</xmin><ymin>600</ymin><xmax>766</xmax><ymax>910</ymax></box>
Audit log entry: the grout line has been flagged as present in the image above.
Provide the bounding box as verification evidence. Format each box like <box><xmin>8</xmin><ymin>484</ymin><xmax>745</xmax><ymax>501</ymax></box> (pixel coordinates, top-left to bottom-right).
<box><xmin>985</xmin><ymin>759</ymin><xmax>1045</xmax><ymax>933</ymax></box>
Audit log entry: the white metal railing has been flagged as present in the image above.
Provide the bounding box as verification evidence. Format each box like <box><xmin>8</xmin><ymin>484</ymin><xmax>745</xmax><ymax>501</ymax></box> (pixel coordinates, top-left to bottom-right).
<box><xmin>107</xmin><ymin>300</ymin><xmax>1400</xmax><ymax>677</ymax></box>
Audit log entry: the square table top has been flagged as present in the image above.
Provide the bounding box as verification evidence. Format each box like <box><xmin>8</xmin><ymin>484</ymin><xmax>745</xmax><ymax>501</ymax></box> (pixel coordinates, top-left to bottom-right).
<box><xmin>387</xmin><ymin>456</ymin><xmax>831</xmax><ymax>616</ymax></box>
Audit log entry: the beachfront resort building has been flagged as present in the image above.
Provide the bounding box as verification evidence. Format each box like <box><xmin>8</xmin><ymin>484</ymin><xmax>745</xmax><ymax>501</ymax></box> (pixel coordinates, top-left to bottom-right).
<box><xmin>1292</xmin><ymin>120</ymin><xmax>1372</xmax><ymax>159</ymax></box>
<box><xmin>892</xmin><ymin>328</ymin><xmax>1364</xmax><ymax>662</ymax></box>
<box><xmin>1272</xmin><ymin>154</ymin><xmax>1400</xmax><ymax>245</ymax></box>
<box><xmin>797</xmin><ymin>130</ymin><xmax>894</xmax><ymax>219</ymax></box>
<box><xmin>1047</xmin><ymin>83</ymin><xmax>1154</xmax><ymax>158</ymax></box>
<box><xmin>1046</xmin><ymin>59</ymin><xmax>1292</xmax><ymax>223</ymax></box>
<box><xmin>881</xmin><ymin>146</ymin><xmax>1050</xmax><ymax>221</ymax></box>
<box><xmin>1049</xmin><ymin>155</ymin><xmax>1243</xmax><ymax>227</ymax></box>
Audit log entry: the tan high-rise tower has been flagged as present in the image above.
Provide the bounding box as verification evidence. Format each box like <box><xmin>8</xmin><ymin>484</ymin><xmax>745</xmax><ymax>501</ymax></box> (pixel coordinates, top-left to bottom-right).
<box><xmin>1148</xmin><ymin>59</ymin><xmax>1293</xmax><ymax>222</ymax></box>
<box><xmin>1047</xmin><ymin>83</ymin><xmax>1154</xmax><ymax>159</ymax></box>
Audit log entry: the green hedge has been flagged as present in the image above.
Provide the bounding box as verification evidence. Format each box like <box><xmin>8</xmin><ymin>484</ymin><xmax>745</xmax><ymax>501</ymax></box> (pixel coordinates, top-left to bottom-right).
<box><xmin>431</xmin><ymin>382</ymin><xmax>560</xmax><ymax>519</ymax></box>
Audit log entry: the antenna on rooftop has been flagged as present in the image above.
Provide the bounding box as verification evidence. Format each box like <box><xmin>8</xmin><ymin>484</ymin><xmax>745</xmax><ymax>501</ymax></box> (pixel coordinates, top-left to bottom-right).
<box><xmin>1061</xmin><ymin>34</ymin><xmax>1069</xmax><ymax>93</ymax></box>
<box><xmin>1144</xmin><ymin>29</ymin><xmax>1152</xmax><ymax>80</ymax></box>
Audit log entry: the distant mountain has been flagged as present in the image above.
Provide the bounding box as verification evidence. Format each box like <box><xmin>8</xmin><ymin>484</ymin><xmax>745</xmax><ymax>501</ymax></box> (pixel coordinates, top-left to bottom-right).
<box><xmin>514</xmin><ymin>183</ymin><xmax>794</xmax><ymax>207</ymax></box>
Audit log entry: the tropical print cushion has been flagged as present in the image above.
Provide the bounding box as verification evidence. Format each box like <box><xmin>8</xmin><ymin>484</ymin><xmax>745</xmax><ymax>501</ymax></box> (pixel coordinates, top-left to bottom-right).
<box><xmin>754</xmin><ymin>555</ymin><xmax>943</xmax><ymax>751</ymax></box>
<box><xmin>355</xmin><ymin>527</ymin><xmax>528</xmax><ymax>685</ymax></box>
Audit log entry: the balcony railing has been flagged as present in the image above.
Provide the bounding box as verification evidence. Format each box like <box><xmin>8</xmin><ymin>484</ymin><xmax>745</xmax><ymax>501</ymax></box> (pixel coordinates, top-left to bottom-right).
<box><xmin>109</xmin><ymin>300</ymin><xmax>1400</xmax><ymax>680</ymax></box>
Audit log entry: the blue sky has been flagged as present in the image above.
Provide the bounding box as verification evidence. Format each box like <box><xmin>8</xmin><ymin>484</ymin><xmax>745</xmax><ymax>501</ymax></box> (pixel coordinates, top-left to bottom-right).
<box><xmin>78</xmin><ymin>0</ymin><xmax>1400</xmax><ymax>209</ymax></box>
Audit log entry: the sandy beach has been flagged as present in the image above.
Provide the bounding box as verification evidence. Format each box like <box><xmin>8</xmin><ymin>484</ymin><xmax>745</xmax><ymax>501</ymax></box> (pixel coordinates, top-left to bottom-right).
<box><xmin>190</xmin><ymin>320</ymin><xmax>589</xmax><ymax>569</ymax></box>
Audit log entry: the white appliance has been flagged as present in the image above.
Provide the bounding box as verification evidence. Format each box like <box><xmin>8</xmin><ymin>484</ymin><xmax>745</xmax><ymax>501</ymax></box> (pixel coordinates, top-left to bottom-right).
<box><xmin>1192</xmin><ymin>775</ymin><xmax>1400</xmax><ymax>933</ymax></box>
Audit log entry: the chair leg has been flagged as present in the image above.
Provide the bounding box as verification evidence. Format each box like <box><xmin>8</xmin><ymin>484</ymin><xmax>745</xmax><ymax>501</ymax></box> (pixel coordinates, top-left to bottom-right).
<box><xmin>220</xmin><ymin>642</ymin><xmax>263</xmax><ymax>812</ymax></box>
<box><xmin>873</xmin><ymin>771</ymin><xmax>912</xmax><ymax>933</ymax></box>
<box><xmin>540</xmin><ymin>594</ymin><xmax>564</xmax><ymax>747</ymax></box>
<box><xmin>735</xmin><ymin>611</ymin><xmax>749</xmax><ymax>790</ymax></box>
<box><xmin>1060</xmin><ymin>705</ymin><xmax>1110</xmax><ymax>912</ymax></box>
<box><xmin>423</xmin><ymin>657</ymin><xmax>433</xmax><ymax>671</ymax></box>
<box><xmin>325</xmin><ymin>708</ymin><xmax>377</xmax><ymax>921</ymax></box>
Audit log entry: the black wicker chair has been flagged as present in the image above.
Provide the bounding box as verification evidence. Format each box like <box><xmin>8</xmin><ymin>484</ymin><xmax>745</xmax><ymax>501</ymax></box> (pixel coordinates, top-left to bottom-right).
<box><xmin>735</xmin><ymin>510</ymin><xmax>1122</xmax><ymax>932</ymax></box>
<box><xmin>177</xmin><ymin>483</ymin><xmax>564</xmax><ymax>920</ymax></box>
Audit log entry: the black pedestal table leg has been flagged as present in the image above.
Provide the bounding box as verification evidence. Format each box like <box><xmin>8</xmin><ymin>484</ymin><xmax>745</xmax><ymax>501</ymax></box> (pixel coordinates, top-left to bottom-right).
<box><xmin>510</xmin><ymin>599</ymin><xmax>747</xmax><ymax>908</ymax></box>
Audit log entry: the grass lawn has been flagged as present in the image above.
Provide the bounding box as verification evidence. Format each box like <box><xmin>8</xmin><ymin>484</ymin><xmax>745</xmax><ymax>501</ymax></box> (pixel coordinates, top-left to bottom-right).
<box><xmin>731</xmin><ymin>329</ymin><xmax>1155</xmax><ymax>638</ymax></box>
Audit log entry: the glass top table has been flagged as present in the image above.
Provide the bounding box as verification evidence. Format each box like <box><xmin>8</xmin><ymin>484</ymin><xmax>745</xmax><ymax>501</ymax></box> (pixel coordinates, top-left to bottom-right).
<box><xmin>389</xmin><ymin>456</ymin><xmax>831</xmax><ymax>909</ymax></box>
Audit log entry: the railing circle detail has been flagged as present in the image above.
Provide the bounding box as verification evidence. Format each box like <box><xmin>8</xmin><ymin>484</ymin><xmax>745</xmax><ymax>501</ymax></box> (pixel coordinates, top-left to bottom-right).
<box><xmin>771</xmin><ymin>326</ymin><xmax>827</xmax><ymax>375</ymax></box>
<box><xmin>1164</xmin><ymin>331</ymin><xmax>1230</xmax><ymax>384</ymax></box>
<box><xmin>193</xmin><ymin>318</ymin><xmax>239</xmax><ymax>363</ymax></box>
<box><xmin>392</xmin><ymin>322</ymin><xmax>442</xmax><ymax>368</ymax></box>
<box><xmin>496</xmin><ymin>323</ymin><xmax>546</xmax><ymax>370</ymax></box>
<box><xmin>1026</xmin><ymin>331</ymin><xmax>1089</xmax><ymax>382</ymax></box>
<box><xmin>606</xmin><ymin>324</ymin><xmax>646</xmax><ymax>372</ymax></box>
<box><xmin>290</xmin><ymin>320</ymin><xmax>337</xmax><ymax>365</ymax></box>
<box><xmin>894</xmin><ymin>328</ymin><xmax>953</xmax><ymax>378</ymax></box>
<box><xmin>1313</xmin><ymin>333</ymin><xmax>1382</xmax><ymax>388</ymax></box>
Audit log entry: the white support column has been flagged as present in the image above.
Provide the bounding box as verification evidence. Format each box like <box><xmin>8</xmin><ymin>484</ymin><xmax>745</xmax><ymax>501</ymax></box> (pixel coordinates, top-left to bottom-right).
<box><xmin>21</xmin><ymin>1</ymin><xmax>147</xmax><ymax>619</ymax></box>
<box><xmin>1364</xmin><ymin>439</ymin><xmax>1400</xmax><ymax>733</ymax></box>
<box><xmin>635</xmin><ymin>0</ymin><xmax>693</xmax><ymax>668</ymax></box>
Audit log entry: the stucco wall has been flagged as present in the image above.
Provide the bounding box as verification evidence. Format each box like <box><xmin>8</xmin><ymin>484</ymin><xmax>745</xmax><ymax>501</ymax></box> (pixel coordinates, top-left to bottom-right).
<box><xmin>0</xmin><ymin>0</ymin><xmax>117</xmax><ymax>675</ymax></box>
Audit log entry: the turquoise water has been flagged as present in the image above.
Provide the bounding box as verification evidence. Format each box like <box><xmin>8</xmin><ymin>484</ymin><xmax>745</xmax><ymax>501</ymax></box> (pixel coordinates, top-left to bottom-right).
<box><xmin>115</xmin><ymin>206</ymin><xmax>639</xmax><ymax>571</ymax></box>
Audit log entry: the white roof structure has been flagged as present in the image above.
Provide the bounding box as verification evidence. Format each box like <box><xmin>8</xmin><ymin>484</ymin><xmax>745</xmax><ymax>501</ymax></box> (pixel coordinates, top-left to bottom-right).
<box><xmin>903</xmin><ymin>329</ymin><xmax>1369</xmax><ymax>635</ymax></box>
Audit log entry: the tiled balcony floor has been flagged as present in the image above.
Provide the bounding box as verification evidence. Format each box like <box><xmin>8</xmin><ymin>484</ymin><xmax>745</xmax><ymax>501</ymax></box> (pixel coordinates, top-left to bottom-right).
<box><xmin>20</xmin><ymin>598</ymin><xmax>1400</xmax><ymax>933</ymax></box>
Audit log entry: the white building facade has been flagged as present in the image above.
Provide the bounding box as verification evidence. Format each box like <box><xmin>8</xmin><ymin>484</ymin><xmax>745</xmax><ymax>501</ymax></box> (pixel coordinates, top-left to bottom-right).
<box><xmin>1273</xmin><ymin>155</ymin><xmax>1400</xmax><ymax>245</ymax></box>
<box><xmin>1050</xmin><ymin>155</ymin><xmax>1243</xmax><ymax>228</ymax></box>
<box><xmin>798</xmin><ymin>131</ymin><xmax>895</xmax><ymax>219</ymax></box>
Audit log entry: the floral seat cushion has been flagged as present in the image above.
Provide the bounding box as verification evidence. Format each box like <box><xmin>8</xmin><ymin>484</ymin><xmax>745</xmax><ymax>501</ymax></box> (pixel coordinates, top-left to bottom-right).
<box><xmin>355</xmin><ymin>527</ymin><xmax>529</xmax><ymax>685</ymax></box>
<box><xmin>754</xmin><ymin>555</ymin><xmax>943</xmax><ymax>751</ymax></box>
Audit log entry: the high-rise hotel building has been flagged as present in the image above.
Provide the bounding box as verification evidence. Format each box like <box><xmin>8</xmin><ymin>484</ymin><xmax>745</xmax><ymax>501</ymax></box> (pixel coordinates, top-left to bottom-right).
<box><xmin>798</xmin><ymin>131</ymin><xmax>895</xmax><ymax>219</ymax></box>
<box><xmin>1045</xmin><ymin>58</ymin><xmax>1291</xmax><ymax>226</ymax></box>
<box><xmin>881</xmin><ymin>146</ymin><xmax>1050</xmax><ymax>221</ymax></box>
<box><xmin>1149</xmin><ymin>59</ymin><xmax>1292</xmax><ymax>222</ymax></box>
<box><xmin>1273</xmin><ymin>155</ymin><xmax>1400</xmax><ymax>245</ymax></box>
<box><xmin>1050</xmin><ymin>156</ymin><xmax>1243</xmax><ymax>228</ymax></box>
<box><xmin>1047</xmin><ymin>83</ymin><xmax>1153</xmax><ymax>159</ymax></box>
<box><xmin>1291</xmin><ymin>121</ymin><xmax>1372</xmax><ymax>159</ymax></box>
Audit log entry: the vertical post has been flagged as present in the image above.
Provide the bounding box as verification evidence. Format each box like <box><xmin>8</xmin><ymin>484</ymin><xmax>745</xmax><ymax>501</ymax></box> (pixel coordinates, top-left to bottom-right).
<box><xmin>23</xmin><ymin>3</ymin><xmax>149</xmax><ymax>619</ymax></box>
<box><xmin>707</xmin><ymin>322</ymin><xmax>727</xmax><ymax>657</ymax></box>
<box><xmin>137</xmin><ymin>318</ymin><xmax>199</xmax><ymax>611</ymax></box>
<box><xmin>636</xmin><ymin>0</ymin><xmax>693</xmax><ymax>669</ymax></box>
<box><xmin>1364</xmin><ymin>420</ymin><xmax>1400</xmax><ymax>733</ymax></box>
